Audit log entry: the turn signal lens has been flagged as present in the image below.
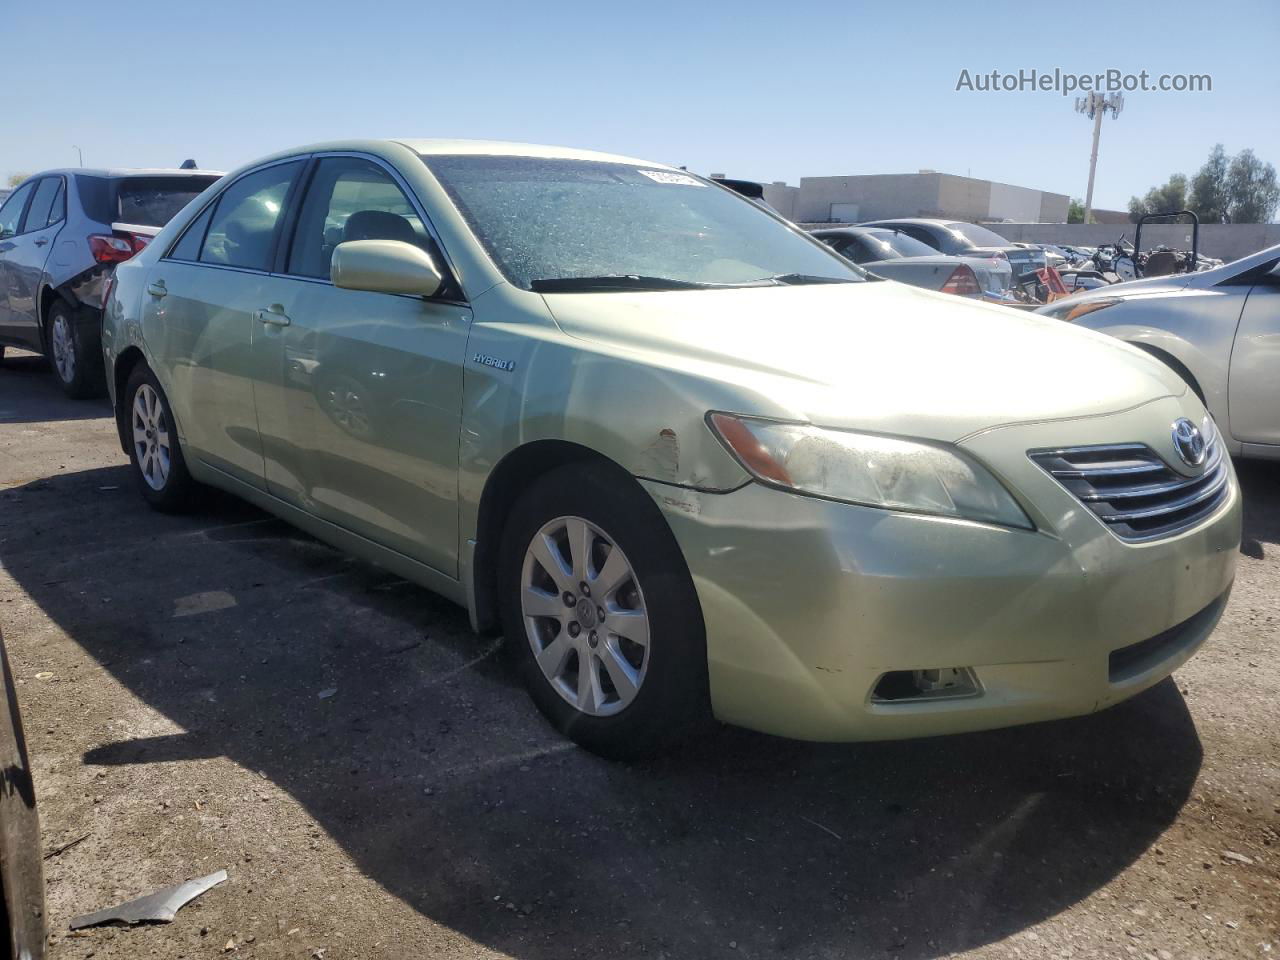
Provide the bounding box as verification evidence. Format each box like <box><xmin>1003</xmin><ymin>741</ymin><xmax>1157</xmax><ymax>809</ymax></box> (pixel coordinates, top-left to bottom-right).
<box><xmin>1049</xmin><ymin>298</ymin><xmax>1121</xmax><ymax>323</ymax></box>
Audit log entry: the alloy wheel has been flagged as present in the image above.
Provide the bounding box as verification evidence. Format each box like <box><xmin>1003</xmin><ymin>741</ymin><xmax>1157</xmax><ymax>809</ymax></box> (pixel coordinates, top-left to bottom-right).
<box><xmin>521</xmin><ymin>515</ymin><xmax>650</xmax><ymax>717</ymax></box>
<box><xmin>50</xmin><ymin>315</ymin><xmax>75</xmax><ymax>383</ymax></box>
<box><xmin>132</xmin><ymin>384</ymin><xmax>172</xmax><ymax>491</ymax></box>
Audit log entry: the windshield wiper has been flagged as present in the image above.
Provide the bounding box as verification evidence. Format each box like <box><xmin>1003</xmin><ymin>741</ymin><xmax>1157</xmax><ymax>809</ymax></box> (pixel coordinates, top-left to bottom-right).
<box><xmin>530</xmin><ymin>274</ymin><xmax>712</xmax><ymax>293</ymax></box>
<box><xmin>762</xmin><ymin>273</ymin><xmax>862</xmax><ymax>285</ymax></box>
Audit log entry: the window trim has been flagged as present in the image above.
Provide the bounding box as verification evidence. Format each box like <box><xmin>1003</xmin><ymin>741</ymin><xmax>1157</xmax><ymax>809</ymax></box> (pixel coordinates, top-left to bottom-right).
<box><xmin>0</xmin><ymin>180</ymin><xmax>38</xmax><ymax>240</ymax></box>
<box><xmin>20</xmin><ymin>176</ymin><xmax>66</xmax><ymax>234</ymax></box>
<box><xmin>160</xmin><ymin>151</ymin><xmax>467</xmax><ymax>305</ymax></box>
<box><xmin>275</xmin><ymin>151</ymin><xmax>468</xmax><ymax>305</ymax></box>
<box><xmin>46</xmin><ymin>177</ymin><xmax>66</xmax><ymax>229</ymax></box>
<box><xmin>161</xmin><ymin>156</ymin><xmax>306</xmax><ymax>274</ymax></box>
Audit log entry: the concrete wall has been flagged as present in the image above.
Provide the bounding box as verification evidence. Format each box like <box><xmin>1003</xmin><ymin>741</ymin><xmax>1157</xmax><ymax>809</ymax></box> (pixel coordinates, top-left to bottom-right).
<box><xmin>986</xmin><ymin>222</ymin><xmax>1280</xmax><ymax>262</ymax></box>
<box><xmin>796</xmin><ymin>173</ymin><xmax>944</xmax><ymax>222</ymax></box>
<box><xmin>935</xmin><ymin>175</ymin><xmax>991</xmax><ymax>222</ymax></box>
<box><xmin>986</xmin><ymin>180</ymin><xmax>1044</xmax><ymax>222</ymax></box>
<box><xmin>1039</xmin><ymin>193</ymin><xmax>1071</xmax><ymax>223</ymax></box>
<box><xmin>795</xmin><ymin>172</ymin><xmax>1068</xmax><ymax>224</ymax></box>
<box><xmin>761</xmin><ymin>182</ymin><xmax>800</xmax><ymax>220</ymax></box>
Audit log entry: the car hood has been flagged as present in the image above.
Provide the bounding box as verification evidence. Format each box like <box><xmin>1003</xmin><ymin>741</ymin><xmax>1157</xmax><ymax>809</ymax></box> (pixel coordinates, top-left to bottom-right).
<box><xmin>541</xmin><ymin>281</ymin><xmax>1185</xmax><ymax>442</ymax></box>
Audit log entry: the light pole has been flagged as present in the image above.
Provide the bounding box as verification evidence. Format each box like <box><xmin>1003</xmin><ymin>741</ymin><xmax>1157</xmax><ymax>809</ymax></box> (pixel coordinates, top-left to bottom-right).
<box><xmin>72</xmin><ymin>145</ymin><xmax>83</xmax><ymax>168</ymax></box>
<box><xmin>1075</xmin><ymin>92</ymin><xmax>1123</xmax><ymax>224</ymax></box>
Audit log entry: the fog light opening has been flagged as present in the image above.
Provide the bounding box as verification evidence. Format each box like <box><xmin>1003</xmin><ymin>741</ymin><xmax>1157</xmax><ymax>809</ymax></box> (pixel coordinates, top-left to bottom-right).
<box><xmin>871</xmin><ymin>667</ymin><xmax>980</xmax><ymax>703</ymax></box>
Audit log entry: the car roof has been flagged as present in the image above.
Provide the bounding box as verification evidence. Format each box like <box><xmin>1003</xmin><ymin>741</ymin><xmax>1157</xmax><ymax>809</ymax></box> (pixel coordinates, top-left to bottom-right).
<box><xmin>862</xmin><ymin>218</ymin><xmax>951</xmax><ymax>227</ymax></box>
<box><xmin>391</xmin><ymin>138</ymin><xmax>676</xmax><ymax>168</ymax></box>
<box><xmin>24</xmin><ymin>168</ymin><xmax>224</xmax><ymax>179</ymax></box>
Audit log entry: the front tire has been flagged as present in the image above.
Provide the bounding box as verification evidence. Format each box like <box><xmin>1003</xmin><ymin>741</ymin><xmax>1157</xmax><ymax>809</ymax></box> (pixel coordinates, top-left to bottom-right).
<box><xmin>46</xmin><ymin>301</ymin><xmax>105</xmax><ymax>399</ymax></box>
<box><xmin>124</xmin><ymin>364</ymin><xmax>199</xmax><ymax>512</ymax></box>
<box><xmin>498</xmin><ymin>462</ymin><xmax>709</xmax><ymax>759</ymax></box>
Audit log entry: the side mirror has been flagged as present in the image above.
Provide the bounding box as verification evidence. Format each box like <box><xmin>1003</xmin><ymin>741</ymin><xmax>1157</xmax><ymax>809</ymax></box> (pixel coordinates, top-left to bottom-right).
<box><xmin>331</xmin><ymin>239</ymin><xmax>443</xmax><ymax>298</ymax></box>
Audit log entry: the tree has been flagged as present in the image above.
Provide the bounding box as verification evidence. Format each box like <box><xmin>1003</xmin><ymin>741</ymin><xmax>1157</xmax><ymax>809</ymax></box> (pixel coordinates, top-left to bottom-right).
<box><xmin>1068</xmin><ymin>198</ymin><xmax>1085</xmax><ymax>224</ymax></box>
<box><xmin>1225</xmin><ymin>149</ymin><xmax>1280</xmax><ymax>223</ymax></box>
<box><xmin>1128</xmin><ymin>174</ymin><xmax>1188</xmax><ymax>222</ymax></box>
<box><xmin>1189</xmin><ymin>144</ymin><xmax>1230</xmax><ymax>224</ymax></box>
<box><xmin>5</xmin><ymin>172</ymin><xmax>29</xmax><ymax>188</ymax></box>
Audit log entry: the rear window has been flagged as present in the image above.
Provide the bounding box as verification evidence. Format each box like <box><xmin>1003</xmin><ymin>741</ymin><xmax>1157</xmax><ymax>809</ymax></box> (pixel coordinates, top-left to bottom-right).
<box><xmin>75</xmin><ymin>175</ymin><xmax>220</xmax><ymax>227</ymax></box>
<box><xmin>945</xmin><ymin>222</ymin><xmax>1011</xmax><ymax>248</ymax></box>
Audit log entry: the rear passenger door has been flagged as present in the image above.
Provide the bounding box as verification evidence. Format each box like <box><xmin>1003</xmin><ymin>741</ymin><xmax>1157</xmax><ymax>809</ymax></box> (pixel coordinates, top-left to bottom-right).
<box><xmin>142</xmin><ymin>159</ymin><xmax>306</xmax><ymax>491</ymax></box>
<box><xmin>253</xmin><ymin>154</ymin><xmax>470</xmax><ymax>576</ymax></box>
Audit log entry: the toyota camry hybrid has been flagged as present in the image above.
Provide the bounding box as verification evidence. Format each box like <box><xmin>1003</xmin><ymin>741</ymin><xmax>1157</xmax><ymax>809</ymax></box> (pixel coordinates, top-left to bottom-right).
<box><xmin>101</xmin><ymin>139</ymin><xmax>1241</xmax><ymax>757</ymax></box>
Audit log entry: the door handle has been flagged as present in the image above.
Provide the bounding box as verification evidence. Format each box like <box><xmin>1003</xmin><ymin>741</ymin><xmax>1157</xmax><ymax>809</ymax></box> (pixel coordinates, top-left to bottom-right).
<box><xmin>34</xmin><ymin>238</ymin><xmax>48</xmax><ymax>247</ymax></box>
<box><xmin>147</xmin><ymin>281</ymin><xmax>167</xmax><ymax>299</ymax></box>
<box><xmin>256</xmin><ymin>305</ymin><xmax>291</xmax><ymax>327</ymax></box>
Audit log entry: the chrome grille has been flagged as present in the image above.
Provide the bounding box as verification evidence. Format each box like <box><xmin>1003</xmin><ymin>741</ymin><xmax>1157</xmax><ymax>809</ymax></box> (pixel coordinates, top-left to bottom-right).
<box><xmin>1029</xmin><ymin>434</ymin><xmax>1229</xmax><ymax>542</ymax></box>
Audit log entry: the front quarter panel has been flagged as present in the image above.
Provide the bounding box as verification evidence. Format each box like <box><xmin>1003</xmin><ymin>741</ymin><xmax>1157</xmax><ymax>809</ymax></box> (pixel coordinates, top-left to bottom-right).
<box><xmin>1073</xmin><ymin>288</ymin><xmax>1244</xmax><ymax>444</ymax></box>
<box><xmin>458</xmin><ymin>284</ymin><xmax>752</xmax><ymax>538</ymax></box>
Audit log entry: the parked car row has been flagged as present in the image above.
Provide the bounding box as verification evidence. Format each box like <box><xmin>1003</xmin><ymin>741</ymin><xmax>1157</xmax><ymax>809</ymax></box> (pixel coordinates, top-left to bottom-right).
<box><xmin>85</xmin><ymin>137</ymin><xmax>1244</xmax><ymax>761</ymax></box>
<box><xmin>812</xmin><ymin>226</ymin><xmax>1013</xmax><ymax>299</ymax></box>
<box><xmin>0</xmin><ymin>167</ymin><xmax>221</xmax><ymax>395</ymax></box>
<box><xmin>803</xmin><ymin>217</ymin><xmax>1046</xmax><ymax>303</ymax></box>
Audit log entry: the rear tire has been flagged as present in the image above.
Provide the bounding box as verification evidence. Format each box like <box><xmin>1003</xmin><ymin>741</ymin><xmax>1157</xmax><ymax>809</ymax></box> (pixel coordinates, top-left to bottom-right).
<box><xmin>123</xmin><ymin>364</ymin><xmax>199</xmax><ymax>512</ymax></box>
<box><xmin>498</xmin><ymin>461</ymin><xmax>709</xmax><ymax>759</ymax></box>
<box><xmin>46</xmin><ymin>301</ymin><xmax>105</xmax><ymax>399</ymax></box>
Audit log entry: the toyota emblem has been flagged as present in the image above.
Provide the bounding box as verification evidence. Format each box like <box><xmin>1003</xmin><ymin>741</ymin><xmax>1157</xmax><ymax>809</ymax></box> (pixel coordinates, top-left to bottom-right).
<box><xmin>1172</xmin><ymin>418</ymin><xmax>1207</xmax><ymax>467</ymax></box>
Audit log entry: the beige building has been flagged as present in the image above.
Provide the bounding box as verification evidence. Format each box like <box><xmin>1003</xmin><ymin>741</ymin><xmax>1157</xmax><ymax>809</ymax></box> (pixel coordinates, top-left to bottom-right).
<box><xmin>789</xmin><ymin>170</ymin><xmax>1069</xmax><ymax>224</ymax></box>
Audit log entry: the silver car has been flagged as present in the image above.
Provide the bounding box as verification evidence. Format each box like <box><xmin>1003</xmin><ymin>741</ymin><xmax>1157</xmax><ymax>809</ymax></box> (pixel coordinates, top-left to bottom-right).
<box><xmin>1038</xmin><ymin>244</ymin><xmax>1280</xmax><ymax>459</ymax></box>
<box><xmin>0</xmin><ymin>168</ymin><xmax>220</xmax><ymax>397</ymax></box>
<box><xmin>812</xmin><ymin>226</ymin><xmax>1013</xmax><ymax>298</ymax></box>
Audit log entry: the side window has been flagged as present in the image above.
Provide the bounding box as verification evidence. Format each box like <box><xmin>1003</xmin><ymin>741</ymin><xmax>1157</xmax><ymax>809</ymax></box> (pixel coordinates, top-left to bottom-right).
<box><xmin>23</xmin><ymin>177</ymin><xmax>62</xmax><ymax>232</ymax></box>
<box><xmin>842</xmin><ymin>239</ymin><xmax>872</xmax><ymax>264</ymax></box>
<box><xmin>168</xmin><ymin>204</ymin><xmax>215</xmax><ymax>262</ymax></box>
<box><xmin>903</xmin><ymin>226</ymin><xmax>940</xmax><ymax>250</ymax></box>
<box><xmin>287</xmin><ymin>156</ymin><xmax>448</xmax><ymax>288</ymax></box>
<box><xmin>46</xmin><ymin>179</ymin><xmax>65</xmax><ymax>226</ymax></box>
<box><xmin>199</xmin><ymin>161</ymin><xmax>302</xmax><ymax>271</ymax></box>
<box><xmin>0</xmin><ymin>182</ymin><xmax>34</xmax><ymax>240</ymax></box>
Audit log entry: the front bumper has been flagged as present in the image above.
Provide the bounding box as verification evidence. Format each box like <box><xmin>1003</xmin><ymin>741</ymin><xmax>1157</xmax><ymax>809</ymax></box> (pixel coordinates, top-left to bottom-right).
<box><xmin>644</xmin><ymin>398</ymin><xmax>1241</xmax><ymax>742</ymax></box>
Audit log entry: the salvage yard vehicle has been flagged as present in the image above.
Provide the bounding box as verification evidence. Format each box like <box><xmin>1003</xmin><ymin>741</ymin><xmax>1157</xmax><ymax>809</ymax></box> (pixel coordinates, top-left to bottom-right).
<box><xmin>102</xmin><ymin>139</ymin><xmax>1240</xmax><ymax>758</ymax></box>
<box><xmin>811</xmin><ymin>226</ymin><xmax>1013</xmax><ymax>298</ymax></box>
<box><xmin>1039</xmin><ymin>243</ymin><xmax>1280</xmax><ymax>460</ymax></box>
<box><xmin>0</xmin><ymin>167</ymin><xmax>221</xmax><ymax>397</ymax></box>
<box><xmin>857</xmin><ymin>217</ymin><xmax>1046</xmax><ymax>284</ymax></box>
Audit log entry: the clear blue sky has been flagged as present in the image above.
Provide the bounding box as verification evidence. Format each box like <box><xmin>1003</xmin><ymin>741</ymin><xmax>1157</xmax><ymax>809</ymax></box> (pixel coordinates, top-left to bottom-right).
<box><xmin>5</xmin><ymin>0</ymin><xmax>1277</xmax><ymax>214</ymax></box>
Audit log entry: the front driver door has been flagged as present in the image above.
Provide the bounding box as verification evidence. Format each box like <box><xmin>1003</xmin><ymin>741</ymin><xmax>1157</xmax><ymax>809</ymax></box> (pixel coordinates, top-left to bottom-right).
<box><xmin>1227</xmin><ymin>270</ymin><xmax>1280</xmax><ymax>445</ymax></box>
<box><xmin>253</xmin><ymin>155</ymin><xmax>469</xmax><ymax>577</ymax></box>
<box><xmin>0</xmin><ymin>181</ymin><xmax>36</xmax><ymax>342</ymax></box>
<box><xmin>142</xmin><ymin>159</ymin><xmax>306</xmax><ymax>490</ymax></box>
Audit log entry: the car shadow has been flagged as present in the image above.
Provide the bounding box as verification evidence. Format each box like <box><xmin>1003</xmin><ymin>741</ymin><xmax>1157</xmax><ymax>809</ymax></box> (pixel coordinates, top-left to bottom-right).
<box><xmin>0</xmin><ymin>352</ymin><xmax>113</xmax><ymax>424</ymax></box>
<box><xmin>3</xmin><ymin>465</ymin><xmax>1207</xmax><ymax>959</ymax></box>
<box><xmin>1236</xmin><ymin>457</ymin><xmax>1280</xmax><ymax>558</ymax></box>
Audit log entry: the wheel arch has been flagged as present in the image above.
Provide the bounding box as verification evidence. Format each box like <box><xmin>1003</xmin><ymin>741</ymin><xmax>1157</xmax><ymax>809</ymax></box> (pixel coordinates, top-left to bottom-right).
<box><xmin>1130</xmin><ymin>341</ymin><xmax>1207</xmax><ymax>404</ymax></box>
<box><xmin>37</xmin><ymin>285</ymin><xmax>76</xmax><ymax>350</ymax></box>
<box><xmin>468</xmin><ymin>439</ymin><xmax>638</xmax><ymax>635</ymax></box>
<box><xmin>112</xmin><ymin>346</ymin><xmax>149</xmax><ymax>455</ymax></box>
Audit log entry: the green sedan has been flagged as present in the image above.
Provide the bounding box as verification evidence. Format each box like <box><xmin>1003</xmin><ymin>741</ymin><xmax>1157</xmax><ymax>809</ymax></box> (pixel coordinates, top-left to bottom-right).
<box><xmin>102</xmin><ymin>139</ymin><xmax>1240</xmax><ymax>757</ymax></box>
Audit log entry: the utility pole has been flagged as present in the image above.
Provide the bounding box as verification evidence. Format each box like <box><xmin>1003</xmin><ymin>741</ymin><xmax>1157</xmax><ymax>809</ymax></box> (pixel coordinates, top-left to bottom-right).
<box><xmin>72</xmin><ymin>145</ymin><xmax>83</xmax><ymax>168</ymax></box>
<box><xmin>1075</xmin><ymin>92</ymin><xmax>1123</xmax><ymax>224</ymax></box>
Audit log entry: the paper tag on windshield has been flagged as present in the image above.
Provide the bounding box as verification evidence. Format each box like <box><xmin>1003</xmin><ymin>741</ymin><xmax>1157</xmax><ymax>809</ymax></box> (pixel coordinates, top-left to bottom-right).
<box><xmin>637</xmin><ymin>169</ymin><xmax>704</xmax><ymax>186</ymax></box>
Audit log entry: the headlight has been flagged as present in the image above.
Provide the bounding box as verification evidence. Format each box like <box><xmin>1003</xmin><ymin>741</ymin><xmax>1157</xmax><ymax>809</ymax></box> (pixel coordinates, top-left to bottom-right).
<box><xmin>1040</xmin><ymin>297</ymin><xmax>1121</xmax><ymax>322</ymax></box>
<box><xmin>708</xmin><ymin>413</ymin><xmax>1032</xmax><ymax>529</ymax></box>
